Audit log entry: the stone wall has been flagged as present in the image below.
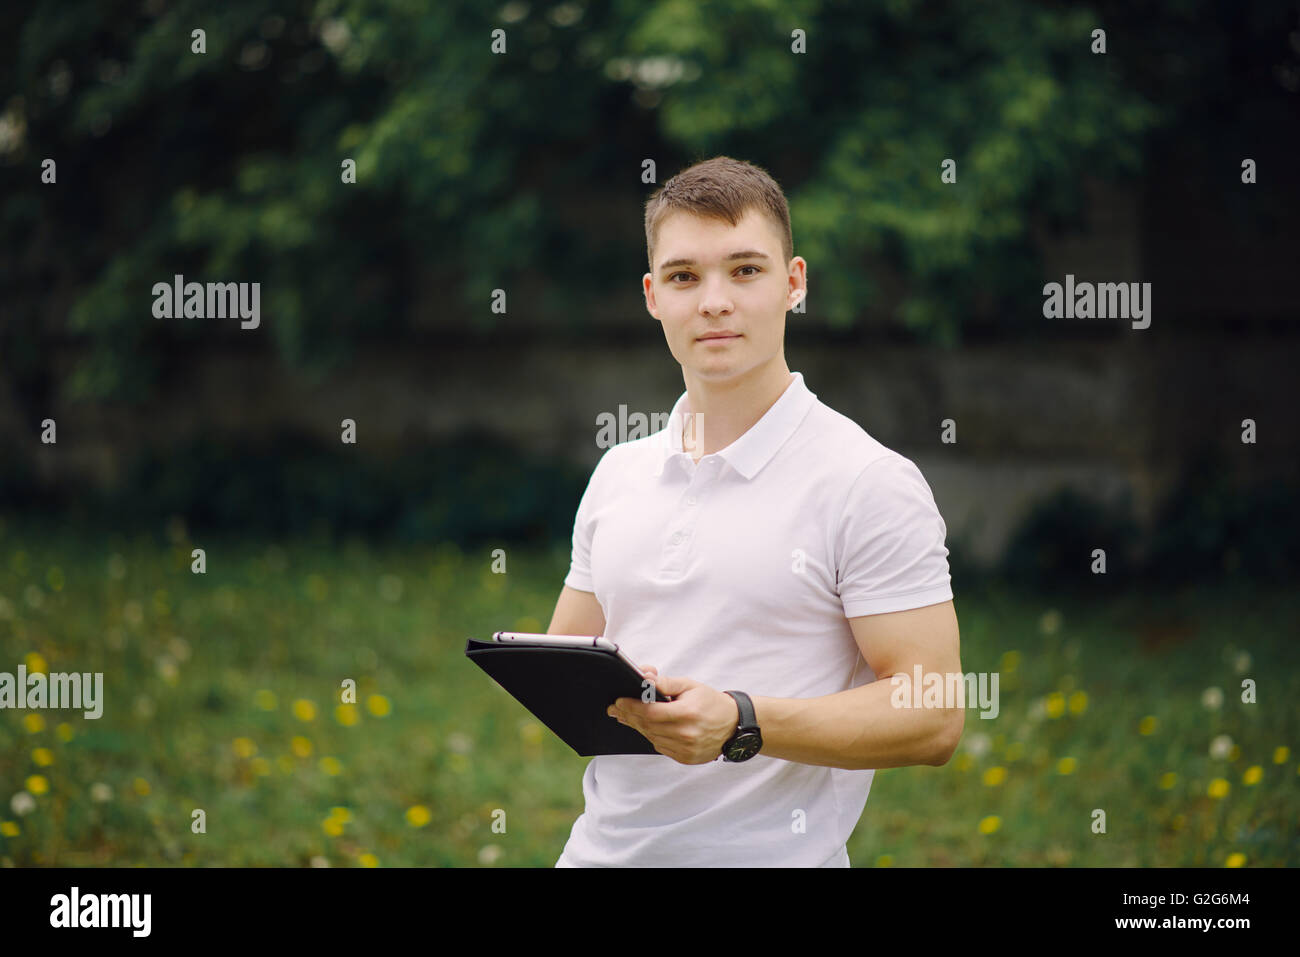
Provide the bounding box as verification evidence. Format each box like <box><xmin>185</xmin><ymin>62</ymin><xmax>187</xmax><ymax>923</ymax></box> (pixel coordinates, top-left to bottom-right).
<box><xmin>4</xmin><ymin>330</ymin><xmax>1295</xmax><ymax>566</ymax></box>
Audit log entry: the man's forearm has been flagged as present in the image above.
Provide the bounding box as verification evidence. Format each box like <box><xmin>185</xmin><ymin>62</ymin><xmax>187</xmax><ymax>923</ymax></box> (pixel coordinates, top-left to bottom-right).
<box><xmin>750</xmin><ymin>676</ymin><xmax>961</xmax><ymax>771</ymax></box>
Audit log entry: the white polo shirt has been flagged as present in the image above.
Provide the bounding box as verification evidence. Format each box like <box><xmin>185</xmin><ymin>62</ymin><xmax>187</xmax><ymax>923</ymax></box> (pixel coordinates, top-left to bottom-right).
<box><xmin>555</xmin><ymin>371</ymin><xmax>952</xmax><ymax>867</ymax></box>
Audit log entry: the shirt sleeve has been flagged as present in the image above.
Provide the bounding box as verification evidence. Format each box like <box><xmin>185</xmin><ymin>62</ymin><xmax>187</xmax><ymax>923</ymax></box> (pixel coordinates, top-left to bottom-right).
<box><xmin>562</xmin><ymin>450</ymin><xmax>610</xmax><ymax>593</ymax></box>
<box><xmin>834</xmin><ymin>454</ymin><xmax>953</xmax><ymax>618</ymax></box>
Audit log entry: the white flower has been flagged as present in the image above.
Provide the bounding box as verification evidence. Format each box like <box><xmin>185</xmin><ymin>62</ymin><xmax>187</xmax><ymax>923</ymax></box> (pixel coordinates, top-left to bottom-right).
<box><xmin>1233</xmin><ymin>652</ymin><xmax>1251</xmax><ymax>674</ymax></box>
<box><xmin>90</xmin><ymin>782</ymin><xmax>113</xmax><ymax>802</ymax></box>
<box><xmin>963</xmin><ymin>732</ymin><xmax>992</xmax><ymax>758</ymax></box>
<box><xmin>1209</xmin><ymin>735</ymin><xmax>1234</xmax><ymax>760</ymax></box>
<box><xmin>10</xmin><ymin>792</ymin><xmax>36</xmax><ymax>816</ymax></box>
<box><xmin>1201</xmin><ymin>687</ymin><xmax>1224</xmax><ymax>711</ymax></box>
<box><xmin>477</xmin><ymin>844</ymin><xmax>503</xmax><ymax>865</ymax></box>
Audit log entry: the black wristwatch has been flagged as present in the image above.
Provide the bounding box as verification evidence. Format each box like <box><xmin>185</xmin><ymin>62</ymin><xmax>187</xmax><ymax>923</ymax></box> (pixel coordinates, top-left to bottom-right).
<box><xmin>720</xmin><ymin>690</ymin><xmax>763</xmax><ymax>762</ymax></box>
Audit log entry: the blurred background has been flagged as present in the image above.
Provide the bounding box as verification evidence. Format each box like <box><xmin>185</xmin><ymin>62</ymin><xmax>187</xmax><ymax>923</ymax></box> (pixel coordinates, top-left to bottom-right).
<box><xmin>1</xmin><ymin>0</ymin><xmax>1297</xmax><ymax>867</ymax></box>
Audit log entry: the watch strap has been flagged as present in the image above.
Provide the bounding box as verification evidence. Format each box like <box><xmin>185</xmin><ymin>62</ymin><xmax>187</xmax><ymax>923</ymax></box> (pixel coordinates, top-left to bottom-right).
<box><xmin>724</xmin><ymin>690</ymin><xmax>758</xmax><ymax>732</ymax></box>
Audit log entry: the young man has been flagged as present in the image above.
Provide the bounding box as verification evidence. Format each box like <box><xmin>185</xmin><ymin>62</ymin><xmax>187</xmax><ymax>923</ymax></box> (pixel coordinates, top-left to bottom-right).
<box><xmin>548</xmin><ymin>156</ymin><xmax>962</xmax><ymax>867</ymax></box>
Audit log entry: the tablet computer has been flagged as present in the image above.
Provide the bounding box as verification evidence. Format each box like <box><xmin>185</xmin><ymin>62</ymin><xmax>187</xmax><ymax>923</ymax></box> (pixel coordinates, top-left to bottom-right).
<box><xmin>464</xmin><ymin>631</ymin><xmax>674</xmax><ymax>755</ymax></box>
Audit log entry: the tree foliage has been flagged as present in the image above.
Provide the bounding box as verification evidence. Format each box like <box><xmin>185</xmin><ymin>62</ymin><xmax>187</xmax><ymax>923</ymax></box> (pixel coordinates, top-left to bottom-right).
<box><xmin>2</xmin><ymin>0</ymin><xmax>1285</xmax><ymax>405</ymax></box>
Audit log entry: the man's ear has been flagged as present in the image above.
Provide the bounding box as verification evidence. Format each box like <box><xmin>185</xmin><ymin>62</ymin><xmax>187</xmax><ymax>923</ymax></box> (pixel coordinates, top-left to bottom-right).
<box><xmin>643</xmin><ymin>273</ymin><xmax>660</xmax><ymax>320</ymax></box>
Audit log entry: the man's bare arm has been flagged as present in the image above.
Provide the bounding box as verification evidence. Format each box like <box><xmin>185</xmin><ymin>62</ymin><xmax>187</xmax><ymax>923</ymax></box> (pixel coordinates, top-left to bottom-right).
<box><xmin>546</xmin><ymin>585</ymin><xmax>607</xmax><ymax>637</ymax></box>
<box><xmin>748</xmin><ymin>600</ymin><xmax>964</xmax><ymax>771</ymax></box>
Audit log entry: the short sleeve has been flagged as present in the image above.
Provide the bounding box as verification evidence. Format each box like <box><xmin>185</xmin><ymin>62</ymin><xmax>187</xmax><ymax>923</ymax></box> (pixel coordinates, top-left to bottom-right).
<box><xmin>562</xmin><ymin>451</ymin><xmax>610</xmax><ymax>593</ymax></box>
<box><xmin>834</xmin><ymin>455</ymin><xmax>953</xmax><ymax>618</ymax></box>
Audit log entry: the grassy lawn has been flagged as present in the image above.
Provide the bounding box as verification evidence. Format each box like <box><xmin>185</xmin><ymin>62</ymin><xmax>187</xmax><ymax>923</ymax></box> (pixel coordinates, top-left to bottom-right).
<box><xmin>1</xmin><ymin>515</ymin><xmax>1295</xmax><ymax>866</ymax></box>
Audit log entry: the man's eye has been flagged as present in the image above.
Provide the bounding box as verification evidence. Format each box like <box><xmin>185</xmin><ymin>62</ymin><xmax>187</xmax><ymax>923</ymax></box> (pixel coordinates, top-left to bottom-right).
<box><xmin>669</xmin><ymin>267</ymin><xmax>759</xmax><ymax>282</ymax></box>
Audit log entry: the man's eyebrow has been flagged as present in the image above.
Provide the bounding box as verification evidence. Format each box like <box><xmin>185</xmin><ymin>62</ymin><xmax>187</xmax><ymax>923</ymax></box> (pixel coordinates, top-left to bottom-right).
<box><xmin>658</xmin><ymin>250</ymin><xmax>772</xmax><ymax>272</ymax></box>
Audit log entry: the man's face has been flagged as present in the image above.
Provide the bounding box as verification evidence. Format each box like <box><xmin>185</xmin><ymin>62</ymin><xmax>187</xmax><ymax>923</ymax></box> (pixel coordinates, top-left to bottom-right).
<box><xmin>643</xmin><ymin>208</ymin><xmax>806</xmax><ymax>385</ymax></box>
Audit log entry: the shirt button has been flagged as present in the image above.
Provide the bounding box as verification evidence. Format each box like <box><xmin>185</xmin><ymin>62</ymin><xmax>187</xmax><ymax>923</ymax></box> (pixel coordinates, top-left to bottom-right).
<box><xmin>687</xmin><ymin>495</ymin><xmax>698</xmax><ymax>506</ymax></box>
<box><xmin>671</xmin><ymin>531</ymin><xmax>683</xmax><ymax>544</ymax></box>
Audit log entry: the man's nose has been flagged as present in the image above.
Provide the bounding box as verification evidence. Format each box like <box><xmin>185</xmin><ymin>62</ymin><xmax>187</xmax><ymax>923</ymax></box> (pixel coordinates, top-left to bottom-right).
<box><xmin>698</xmin><ymin>278</ymin><xmax>733</xmax><ymax>317</ymax></box>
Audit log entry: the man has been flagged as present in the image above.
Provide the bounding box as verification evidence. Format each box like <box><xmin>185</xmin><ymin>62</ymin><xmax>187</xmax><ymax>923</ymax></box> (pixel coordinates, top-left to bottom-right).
<box><xmin>549</xmin><ymin>156</ymin><xmax>962</xmax><ymax>867</ymax></box>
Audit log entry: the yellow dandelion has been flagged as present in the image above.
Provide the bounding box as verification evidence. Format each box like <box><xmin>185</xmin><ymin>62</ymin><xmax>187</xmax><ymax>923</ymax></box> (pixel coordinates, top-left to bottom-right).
<box><xmin>291</xmin><ymin>736</ymin><xmax>312</xmax><ymax>757</ymax></box>
<box><xmin>251</xmin><ymin>757</ymin><xmax>271</xmax><ymax>776</ymax></box>
<box><xmin>1170</xmin><ymin>814</ymin><xmax>1185</xmax><ymax>831</ymax></box>
<box><xmin>999</xmin><ymin>650</ymin><xmax>1020</xmax><ymax>674</ymax></box>
<box><xmin>133</xmin><ymin>777</ymin><xmax>150</xmax><ymax>796</ymax></box>
<box><xmin>329</xmin><ymin>807</ymin><xmax>352</xmax><ymax>823</ymax></box>
<box><xmin>292</xmin><ymin>699</ymin><xmax>316</xmax><ymax>722</ymax></box>
<box><xmin>1158</xmin><ymin>772</ymin><xmax>1177</xmax><ymax>790</ymax></box>
<box><xmin>358</xmin><ymin>853</ymin><xmax>379</xmax><ymax>867</ymax></box>
<box><xmin>448</xmin><ymin>753</ymin><xmax>469</xmax><ymax>773</ymax></box>
<box><xmin>0</xmin><ymin>821</ymin><xmax>19</xmax><ymax>837</ymax></box>
<box><xmin>276</xmin><ymin>755</ymin><xmax>294</xmax><ymax>774</ymax></box>
<box><xmin>25</xmin><ymin>652</ymin><xmax>48</xmax><ymax>674</ymax></box>
<box><xmin>46</xmin><ymin>566</ymin><xmax>65</xmax><ymax>591</ymax></box>
<box><xmin>405</xmin><ymin>805</ymin><xmax>432</xmax><ymax>827</ymax></box>
<box><xmin>953</xmin><ymin>753</ymin><xmax>973</xmax><ymax>772</ymax></box>
<box><xmin>232</xmin><ymin>737</ymin><xmax>257</xmax><ymax>759</ymax></box>
<box><xmin>519</xmin><ymin>722</ymin><xmax>543</xmax><ymax>745</ymax></box>
<box><xmin>1272</xmin><ymin>746</ymin><xmax>1289</xmax><ymax>764</ymax></box>
<box><xmin>1139</xmin><ymin>715</ymin><xmax>1157</xmax><ymax>735</ymax></box>
<box><xmin>1225</xmin><ymin>853</ymin><xmax>1246</xmax><ymax>868</ymax></box>
<box><xmin>1045</xmin><ymin>692</ymin><xmax>1065</xmax><ymax>719</ymax></box>
<box><xmin>32</xmin><ymin>748</ymin><xmax>53</xmax><ymax>767</ymax></box>
<box><xmin>1242</xmin><ymin>765</ymin><xmax>1262</xmax><ymax>786</ymax></box>
<box><xmin>322</xmin><ymin>817</ymin><xmax>344</xmax><ymax>837</ymax></box>
<box><xmin>1228</xmin><ymin>745</ymin><xmax>1241</xmax><ymax>761</ymax></box>
<box><xmin>55</xmin><ymin>723</ymin><xmax>73</xmax><ymax>742</ymax></box>
<box><xmin>1207</xmin><ymin>778</ymin><xmax>1230</xmax><ymax>799</ymax></box>
<box><xmin>26</xmin><ymin>774</ymin><xmax>49</xmax><ymax>795</ymax></box>
<box><xmin>366</xmin><ymin>694</ymin><xmax>391</xmax><ymax>717</ymax></box>
<box><xmin>875</xmin><ymin>854</ymin><xmax>894</xmax><ymax>867</ymax></box>
<box><xmin>982</xmin><ymin>766</ymin><xmax>1007</xmax><ymax>787</ymax></box>
<box><xmin>254</xmin><ymin>689</ymin><xmax>277</xmax><ymax>711</ymax></box>
<box><xmin>978</xmin><ymin>815</ymin><xmax>1001</xmax><ymax>835</ymax></box>
<box><xmin>1005</xmin><ymin>741</ymin><xmax>1024</xmax><ymax>762</ymax></box>
<box><xmin>22</xmin><ymin>714</ymin><xmax>44</xmax><ymax>734</ymax></box>
<box><xmin>1057</xmin><ymin>757</ymin><xmax>1077</xmax><ymax>775</ymax></box>
<box><xmin>1068</xmin><ymin>691</ymin><xmax>1087</xmax><ymax>715</ymax></box>
<box><xmin>319</xmin><ymin>756</ymin><xmax>342</xmax><ymax>776</ymax></box>
<box><xmin>334</xmin><ymin>703</ymin><xmax>359</xmax><ymax>726</ymax></box>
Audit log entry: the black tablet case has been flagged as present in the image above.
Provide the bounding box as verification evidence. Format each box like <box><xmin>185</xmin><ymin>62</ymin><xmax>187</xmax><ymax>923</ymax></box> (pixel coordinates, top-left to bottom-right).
<box><xmin>464</xmin><ymin>637</ymin><xmax>670</xmax><ymax>756</ymax></box>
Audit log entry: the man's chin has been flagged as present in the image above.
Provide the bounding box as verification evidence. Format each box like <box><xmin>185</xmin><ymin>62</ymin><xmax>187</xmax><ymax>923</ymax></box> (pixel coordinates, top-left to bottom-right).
<box><xmin>684</xmin><ymin>364</ymin><xmax>753</xmax><ymax>388</ymax></box>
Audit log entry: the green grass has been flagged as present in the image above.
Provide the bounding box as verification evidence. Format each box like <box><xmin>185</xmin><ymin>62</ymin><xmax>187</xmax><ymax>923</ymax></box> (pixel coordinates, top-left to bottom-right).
<box><xmin>0</xmin><ymin>514</ymin><xmax>1295</xmax><ymax>866</ymax></box>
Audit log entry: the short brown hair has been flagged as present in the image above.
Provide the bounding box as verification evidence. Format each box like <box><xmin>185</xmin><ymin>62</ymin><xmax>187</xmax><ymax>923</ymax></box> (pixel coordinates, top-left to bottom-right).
<box><xmin>644</xmin><ymin>156</ymin><xmax>793</xmax><ymax>273</ymax></box>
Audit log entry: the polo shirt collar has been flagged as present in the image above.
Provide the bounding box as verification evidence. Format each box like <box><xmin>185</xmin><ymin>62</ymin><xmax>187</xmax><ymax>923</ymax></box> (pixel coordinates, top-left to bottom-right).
<box><xmin>655</xmin><ymin>372</ymin><xmax>816</xmax><ymax>480</ymax></box>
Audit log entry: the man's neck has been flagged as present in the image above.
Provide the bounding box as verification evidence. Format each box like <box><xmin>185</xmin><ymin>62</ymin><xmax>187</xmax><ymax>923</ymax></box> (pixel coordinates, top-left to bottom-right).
<box><xmin>681</xmin><ymin>360</ymin><xmax>795</xmax><ymax>462</ymax></box>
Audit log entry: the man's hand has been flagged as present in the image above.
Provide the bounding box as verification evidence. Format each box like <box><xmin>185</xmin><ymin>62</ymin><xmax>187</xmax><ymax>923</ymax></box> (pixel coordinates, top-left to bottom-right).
<box><xmin>607</xmin><ymin>666</ymin><xmax>740</xmax><ymax>765</ymax></box>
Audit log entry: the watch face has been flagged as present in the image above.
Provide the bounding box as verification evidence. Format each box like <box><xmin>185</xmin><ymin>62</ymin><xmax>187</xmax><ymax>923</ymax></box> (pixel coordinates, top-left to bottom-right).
<box><xmin>726</xmin><ymin>732</ymin><xmax>762</xmax><ymax>761</ymax></box>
